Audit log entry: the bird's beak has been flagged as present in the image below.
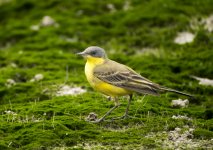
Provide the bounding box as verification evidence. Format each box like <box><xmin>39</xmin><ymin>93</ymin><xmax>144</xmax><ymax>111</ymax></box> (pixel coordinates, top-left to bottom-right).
<box><xmin>76</xmin><ymin>51</ymin><xmax>87</xmax><ymax>57</ymax></box>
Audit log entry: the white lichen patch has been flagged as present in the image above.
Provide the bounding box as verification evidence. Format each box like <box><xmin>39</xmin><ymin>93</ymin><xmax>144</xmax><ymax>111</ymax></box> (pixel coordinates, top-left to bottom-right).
<box><xmin>145</xmin><ymin>127</ymin><xmax>212</xmax><ymax>149</ymax></box>
<box><xmin>191</xmin><ymin>76</ymin><xmax>213</xmax><ymax>87</ymax></box>
<box><xmin>5</xmin><ymin>110</ymin><xmax>17</xmax><ymax>115</ymax></box>
<box><xmin>168</xmin><ymin>127</ymin><xmax>194</xmax><ymax>147</ymax></box>
<box><xmin>123</xmin><ymin>0</ymin><xmax>131</xmax><ymax>11</ymax></box>
<box><xmin>203</xmin><ymin>14</ymin><xmax>213</xmax><ymax>32</ymax></box>
<box><xmin>40</xmin><ymin>16</ymin><xmax>58</xmax><ymax>27</ymax></box>
<box><xmin>106</xmin><ymin>3</ymin><xmax>116</xmax><ymax>13</ymax></box>
<box><xmin>76</xmin><ymin>10</ymin><xmax>84</xmax><ymax>16</ymax></box>
<box><xmin>171</xmin><ymin>99</ymin><xmax>189</xmax><ymax>108</ymax></box>
<box><xmin>30</xmin><ymin>16</ymin><xmax>59</xmax><ymax>31</ymax></box>
<box><xmin>190</xmin><ymin>15</ymin><xmax>213</xmax><ymax>32</ymax></box>
<box><xmin>10</xmin><ymin>62</ymin><xmax>17</xmax><ymax>68</ymax></box>
<box><xmin>136</xmin><ymin>47</ymin><xmax>159</xmax><ymax>55</ymax></box>
<box><xmin>174</xmin><ymin>32</ymin><xmax>195</xmax><ymax>44</ymax></box>
<box><xmin>60</xmin><ymin>35</ymin><xmax>78</xmax><ymax>43</ymax></box>
<box><xmin>56</xmin><ymin>85</ymin><xmax>86</xmax><ymax>96</ymax></box>
<box><xmin>172</xmin><ymin>115</ymin><xmax>192</xmax><ymax>120</ymax></box>
<box><xmin>30</xmin><ymin>74</ymin><xmax>44</xmax><ymax>82</ymax></box>
<box><xmin>5</xmin><ymin>79</ymin><xmax>16</xmax><ymax>88</ymax></box>
<box><xmin>4</xmin><ymin>111</ymin><xmax>43</xmax><ymax>123</ymax></box>
<box><xmin>30</xmin><ymin>25</ymin><xmax>40</xmax><ymax>31</ymax></box>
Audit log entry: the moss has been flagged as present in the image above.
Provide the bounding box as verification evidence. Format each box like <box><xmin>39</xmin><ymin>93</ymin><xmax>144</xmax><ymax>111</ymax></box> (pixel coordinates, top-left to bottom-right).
<box><xmin>194</xmin><ymin>129</ymin><xmax>213</xmax><ymax>140</ymax></box>
<box><xmin>0</xmin><ymin>0</ymin><xmax>213</xmax><ymax>149</ymax></box>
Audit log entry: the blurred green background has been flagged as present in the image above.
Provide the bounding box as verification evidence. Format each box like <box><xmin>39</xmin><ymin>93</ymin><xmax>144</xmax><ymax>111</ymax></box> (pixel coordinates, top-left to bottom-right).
<box><xmin>0</xmin><ymin>0</ymin><xmax>212</xmax><ymax>149</ymax></box>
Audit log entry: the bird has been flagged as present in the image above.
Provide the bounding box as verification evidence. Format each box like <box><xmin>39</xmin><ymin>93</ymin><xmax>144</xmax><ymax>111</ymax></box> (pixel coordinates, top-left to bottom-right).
<box><xmin>77</xmin><ymin>46</ymin><xmax>192</xmax><ymax>123</ymax></box>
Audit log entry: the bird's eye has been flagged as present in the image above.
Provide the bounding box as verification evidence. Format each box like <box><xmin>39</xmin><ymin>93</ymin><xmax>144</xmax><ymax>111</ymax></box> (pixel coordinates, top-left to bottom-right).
<box><xmin>91</xmin><ymin>51</ymin><xmax>96</xmax><ymax>55</ymax></box>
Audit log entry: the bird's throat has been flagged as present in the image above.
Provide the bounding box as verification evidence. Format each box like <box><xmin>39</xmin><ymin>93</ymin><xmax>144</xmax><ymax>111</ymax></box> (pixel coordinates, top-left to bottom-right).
<box><xmin>85</xmin><ymin>57</ymin><xmax>105</xmax><ymax>85</ymax></box>
<box><xmin>86</xmin><ymin>56</ymin><xmax>105</xmax><ymax>65</ymax></box>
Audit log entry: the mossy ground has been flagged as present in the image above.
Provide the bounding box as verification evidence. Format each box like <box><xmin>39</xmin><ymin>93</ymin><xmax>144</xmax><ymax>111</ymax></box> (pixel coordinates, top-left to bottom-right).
<box><xmin>0</xmin><ymin>0</ymin><xmax>213</xmax><ymax>149</ymax></box>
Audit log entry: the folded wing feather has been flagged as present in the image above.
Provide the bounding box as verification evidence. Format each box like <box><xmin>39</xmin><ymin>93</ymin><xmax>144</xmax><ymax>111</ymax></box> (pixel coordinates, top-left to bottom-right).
<box><xmin>94</xmin><ymin>60</ymin><xmax>161</xmax><ymax>96</ymax></box>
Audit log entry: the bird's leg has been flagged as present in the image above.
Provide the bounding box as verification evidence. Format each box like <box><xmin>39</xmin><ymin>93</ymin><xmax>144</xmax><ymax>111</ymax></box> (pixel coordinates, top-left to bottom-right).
<box><xmin>89</xmin><ymin>97</ymin><xmax>120</xmax><ymax>123</ymax></box>
<box><xmin>122</xmin><ymin>94</ymin><xmax>133</xmax><ymax>118</ymax></box>
<box><xmin>112</xmin><ymin>94</ymin><xmax>133</xmax><ymax>120</ymax></box>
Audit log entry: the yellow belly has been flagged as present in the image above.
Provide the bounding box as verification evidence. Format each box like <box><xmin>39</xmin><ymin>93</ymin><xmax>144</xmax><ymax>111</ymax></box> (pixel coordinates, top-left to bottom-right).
<box><xmin>85</xmin><ymin>57</ymin><xmax>131</xmax><ymax>97</ymax></box>
<box><xmin>93</xmin><ymin>81</ymin><xmax>131</xmax><ymax>97</ymax></box>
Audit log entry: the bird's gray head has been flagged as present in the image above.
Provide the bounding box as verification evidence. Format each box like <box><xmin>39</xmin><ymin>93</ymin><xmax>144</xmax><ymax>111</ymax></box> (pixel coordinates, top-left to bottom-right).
<box><xmin>77</xmin><ymin>46</ymin><xmax>107</xmax><ymax>59</ymax></box>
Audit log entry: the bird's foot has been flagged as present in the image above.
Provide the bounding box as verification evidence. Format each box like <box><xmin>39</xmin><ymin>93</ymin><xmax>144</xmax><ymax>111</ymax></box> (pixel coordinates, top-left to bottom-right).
<box><xmin>87</xmin><ymin>115</ymin><xmax>135</xmax><ymax>123</ymax></box>
<box><xmin>87</xmin><ymin>118</ymin><xmax>104</xmax><ymax>123</ymax></box>
<box><xmin>111</xmin><ymin>114</ymin><xmax>133</xmax><ymax>120</ymax></box>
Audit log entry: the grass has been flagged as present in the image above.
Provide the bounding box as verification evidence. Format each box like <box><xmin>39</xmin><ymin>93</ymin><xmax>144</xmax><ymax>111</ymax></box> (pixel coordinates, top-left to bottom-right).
<box><xmin>0</xmin><ymin>0</ymin><xmax>213</xmax><ymax>149</ymax></box>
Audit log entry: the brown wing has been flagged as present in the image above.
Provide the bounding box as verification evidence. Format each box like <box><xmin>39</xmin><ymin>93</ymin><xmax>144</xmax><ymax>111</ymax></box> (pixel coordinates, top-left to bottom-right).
<box><xmin>94</xmin><ymin>59</ymin><xmax>161</xmax><ymax>96</ymax></box>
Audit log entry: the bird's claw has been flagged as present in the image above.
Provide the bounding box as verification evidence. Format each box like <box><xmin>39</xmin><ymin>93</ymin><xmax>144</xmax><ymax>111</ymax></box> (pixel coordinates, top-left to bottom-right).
<box><xmin>87</xmin><ymin>119</ymin><xmax>104</xmax><ymax>123</ymax></box>
<box><xmin>87</xmin><ymin>115</ymin><xmax>136</xmax><ymax>123</ymax></box>
<box><xmin>111</xmin><ymin>114</ymin><xmax>131</xmax><ymax>120</ymax></box>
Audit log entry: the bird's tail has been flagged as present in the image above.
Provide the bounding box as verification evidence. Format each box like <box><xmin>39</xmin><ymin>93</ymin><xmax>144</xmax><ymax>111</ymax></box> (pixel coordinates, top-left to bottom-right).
<box><xmin>160</xmin><ymin>86</ymin><xmax>193</xmax><ymax>97</ymax></box>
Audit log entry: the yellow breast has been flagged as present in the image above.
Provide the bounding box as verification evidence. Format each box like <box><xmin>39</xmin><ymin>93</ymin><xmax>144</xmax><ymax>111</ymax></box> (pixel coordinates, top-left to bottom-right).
<box><xmin>85</xmin><ymin>56</ymin><xmax>131</xmax><ymax>97</ymax></box>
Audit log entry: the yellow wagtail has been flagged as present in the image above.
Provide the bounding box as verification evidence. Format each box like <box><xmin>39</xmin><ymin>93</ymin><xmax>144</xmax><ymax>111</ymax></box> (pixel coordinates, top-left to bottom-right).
<box><xmin>77</xmin><ymin>46</ymin><xmax>192</xmax><ymax>123</ymax></box>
